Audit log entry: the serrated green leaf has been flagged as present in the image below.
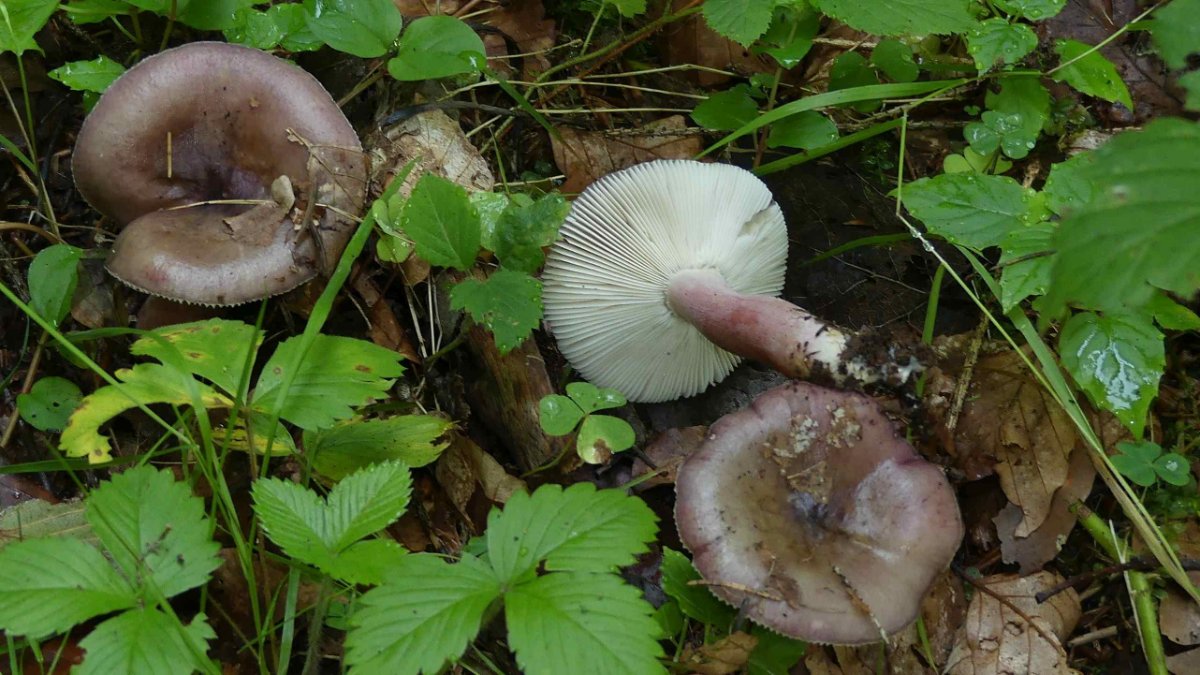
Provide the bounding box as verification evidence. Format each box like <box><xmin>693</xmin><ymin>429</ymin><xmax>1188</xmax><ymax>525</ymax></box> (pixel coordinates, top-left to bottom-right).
<box><xmin>449</xmin><ymin>269</ymin><xmax>542</xmax><ymax>354</ymax></box>
<box><xmin>47</xmin><ymin>55</ymin><xmax>124</xmax><ymax>93</ymax></box>
<box><xmin>1060</xmin><ymin>312</ymin><xmax>1163</xmax><ymax>436</ymax></box>
<box><xmin>566</xmin><ymin>381</ymin><xmax>626</xmax><ymax>412</ymax></box>
<box><xmin>811</xmin><ymin>0</ymin><xmax>976</xmax><ymax>36</ymax></box>
<box><xmin>999</xmin><ymin>222</ymin><xmax>1055</xmax><ymax>311</ymax></box>
<box><xmin>177</xmin><ymin>0</ymin><xmax>254</xmax><ymax>30</ymax></box>
<box><xmin>0</xmin><ymin>0</ymin><xmax>58</xmax><ymax>55</ymax></box>
<box><xmin>747</xmin><ymin>626</ymin><xmax>806</xmax><ymax>675</ymax></box>
<box><xmin>76</xmin><ymin>609</ymin><xmax>215</xmax><ymax>675</ymax></box>
<box><xmin>347</xmin><ymin>554</ymin><xmax>501</xmax><ymax>675</ymax></box>
<box><xmin>1111</xmin><ymin>440</ymin><xmax>1161</xmax><ymax>486</ymax></box>
<box><xmin>702</xmin><ymin>0</ymin><xmax>773</xmax><ymax>46</ymax></box>
<box><xmin>1045</xmin><ymin>119</ymin><xmax>1200</xmax><ymax>314</ymax></box>
<box><xmin>967</xmin><ymin>19</ymin><xmax>1037</xmax><ymax>72</ymax></box>
<box><xmin>132</xmin><ymin>319</ymin><xmax>262</xmax><ymax>395</ymax></box>
<box><xmin>576</xmin><ymin>415</ymin><xmax>635</xmax><ymax>463</ymax></box>
<box><xmin>472</xmin><ymin>191</ymin><xmax>510</xmax><ymax>251</ymax></box>
<box><xmin>321</xmin><ymin>539</ymin><xmax>408</xmax><ymax>585</ymax></box>
<box><xmin>0</xmin><ymin>537</ymin><xmax>134</xmax><ymax>638</ymax></box>
<box><xmin>402</xmin><ymin>173</ymin><xmax>481</xmax><ymax>269</ymax></box>
<box><xmin>1042</xmin><ymin>150</ymin><xmax>1097</xmax><ymax>216</ymax></box>
<box><xmin>87</xmin><ymin>466</ymin><xmax>221</xmax><ymax>600</ymax></box>
<box><xmin>388</xmin><ymin>15</ymin><xmax>485</xmax><ymax>81</ymax></box>
<box><xmin>252</xmin><ymin>334</ymin><xmax>404</xmax><ymax>431</ymax></box>
<box><xmin>506</xmin><ymin>572</ymin><xmax>666</xmax><ymax>675</ymax></box>
<box><xmin>901</xmin><ymin>173</ymin><xmax>1045</xmax><ymax>249</ymax></box>
<box><xmin>1152</xmin><ymin>0</ymin><xmax>1200</xmax><ymax>70</ymax></box>
<box><xmin>61</xmin><ymin>363</ymin><xmax>232</xmax><ymax>463</ymax></box>
<box><xmin>492</xmin><ymin>193</ymin><xmax>569</xmax><ymax>273</ymax></box>
<box><xmin>307</xmin><ymin>416</ymin><xmax>452</xmax><ymax>481</ymax></box>
<box><xmin>485</xmin><ymin>483</ymin><xmax>658</xmax><ymax>582</ymax></box>
<box><xmin>1053</xmin><ymin>39</ymin><xmax>1133</xmax><ymax>109</ymax></box>
<box><xmin>871</xmin><ymin>39</ymin><xmax>919</xmax><ymax>82</ymax></box>
<box><xmin>17</xmin><ymin>376</ymin><xmax>82</xmax><ymax>431</ymax></box>
<box><xmin>63</xmin><ymin>0</ymin><xmax>134</xmax><ymax>25</ymax></box>
<box><xmin>251</xmin><ymin>477</ymin><xmax>332</xmax><ymax>568</ymax></box>
<box><xmin>539</xmin><ymin>394</ymin><xmax>585</xmax><ymax>436</ymax></box>
<box><xmin>691</xmin><ymin>85</ymin><xmax>758</xmax><ymax>132</ymax></box>
<box><xmin>605</xmin><ymin>0</ymin><xmax>646</xmax><ymax>17</ymax></box>
<box><xmin>659</xmin><ymin>548</ymin><xmax>734</xmax><ymax>627</ymax></box>
<box><xmin>327</xmin><ymin>460</ymin><xmax>413</xmax><ymax>550</ymax></box>
<box><xmin>305</xmin><ymin>0</ymin><xmax>402</xmax><ymax>58</ymax></box>
<box><xmin>28</xmin><ymin>244</ymin><xmax>82</xmax><ymax>325</ymax></box>
<box><xmin>993</xmin><ymin>0</ymin><xmax>1066</xmax><ymax>20</ymax></box>
<box><xmin>766</xmin><ymin>111</ymin><xmax>839</xmax><ymax>150</ymax></box>
<box><xmin>0</xmin><ymin>499</ymin><xmax>94</xmax><ymax>549</ymax></box>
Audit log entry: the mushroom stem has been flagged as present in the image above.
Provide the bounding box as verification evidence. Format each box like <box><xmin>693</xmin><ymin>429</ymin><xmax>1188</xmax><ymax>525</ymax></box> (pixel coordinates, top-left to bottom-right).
<box><xmin>666</xmin><ymin>268</ymin><xmax>917</xmax><ymax>387</ymax></box>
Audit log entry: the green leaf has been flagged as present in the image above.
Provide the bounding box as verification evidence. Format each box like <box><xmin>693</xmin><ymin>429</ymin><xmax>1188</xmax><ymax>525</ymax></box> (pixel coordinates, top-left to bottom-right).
<box><xmin>307</xmin><ymin>416</ymin><xmax>452</xmax><ymax>481</ymax></box>
<box><xmin>993</xmin><ymin>0</ymin><xmax>1066</xmax><ymax>20</ymax></box>
<box><xmin>506</xmin><ymin>572</ymin><xmax>666</xmax><ymax>675</ymax></box>
<box><xmin>387</xmin><ymin>15</ymin><xmax>485</xmax><ymax>81</ymax></box>
<box><xmin>966</xmin><ymin>110</ymin><xmax>1038</xmax><ymax>159</ymax></box>
<box><xmin>755</xmin><ymin>6</ymin><xmax>818</xmax><ymax>68</ymax></box>
<box><xmin>1154</xmin><ymin>452</ymin><xmax>1193</xmax><ymax>486</ymax></box>
<box><xmin>253</xmin><ymin>459</ymin><xmax>412</xmax><ymax>572</ymax></box>
<box><xmin>766</xmin><ymin>111</ymin><xmax>839</xmax><ymax>150</ymax></box>
<box><xmin>901</xmin><ymin>173</ymin><xmax>1046</xmax><ymax>249</ymax></box>
<box><xmin>252</xmin><ymin>334</ymin><xmax>404</xmax><ymax>431</ymax></box>
<box><xmin>177</xmin><ymin>0</ymin><xmax>255</xmax><ymax>30</ymax></box>
<box><xmin>321</xmin><ymin>539</ymin><xmax>408</xmax><ymax>585</ymax></box>
<box><xmin>305</xmin><ymin>0</ymin><xmax>402</xmax><ymax>58</ymax></box>
<box><xmin>449</xmin><ymin>269</ymin><xmax>542</xmax><ymax>354</ymax></box>
<box><xmin>0</xmin><ymin>500</ymin><xmax>94</xmax><ymax>549</ymax></box>
<box><xmin>566</xmin><ymin>381</ymin><xmax>626</xmax><ymax>413</ymax></box>
<box><xmin>225</xmin><ymin>8</ymin><xmax>286</xmax><ymax>49</ymax></box>
<box><xmin>131</xmin><ymin>319</ymin><xmax>262</xmax><ymax>395</ymax></box>
<box><xmin>829</xmin><ymin>52</ymin><xmax>880</xmax><ymax>112</ymax></box>
<box><xmin>747</xmin><ymin>627</ymin><xmax>806</xmax><ymax>675</ymax></box>
<box><xmin>402</xmin><ymin>173</ymin><xmax>481</xmax><ymax>269</ymax></box>
<box><xmin>538</xmin><ymin>394</ymin><xmax>585</xmax><ymax>436</ymax></box>
<box><xmin>47</xmin><ymin>55</ymin><xmax>125</xmax><ymax>93</ymax></box>
<box><xmin>871</xmin><ymin>39</ymin><xmax>919</xmax><ymax>82</ymax></box>
<box><xmin>1152</xmin><ymin>0</ymin><xmax>1200</xmax><ymax>69</ymax></box>
<box><xmin>347</xmin><ymin>554</ymin><xmax>501</xmax><ymax>675</ymax></box>
<box><xmin>63</xmin><ymin>0</ymin><xmax>135</xmax><ymax>25</ymax></box>
<box><xmin>61</xmin><ymin>363</ymin><xmax>231</xmax><ymax>463</ymax></box>
<box><xmin>86</xmin><ymin>466</ymin><xmax>221</xmax><ymax>600</ymax></box>
<box><xmin>576</xmin><ymin>415</ymin><xmax>635</xmax><ymax>463</ymax></box>
<box><xmin>659</xmin><ymin>548</ymin><xmax>734</xmax><ymax>627</ymax></box>
<box><xmin>472</xmin><ymin>191</ymin><xmax>510</xmax><ymax>251</ymax></box>
<box><xmin>605</xmin><ymin>0</ymin><xmax>646</xmax><ymax>18</ymax></box>
<box><xmin>1042</xmin><ymin>150</ymin><xmax>1097</xmax><ymax>216</ymax></box>
<box><xmin>27</xmin><ymin>244</ymin><xmax>82</xmax><ymax>325</ymax></box>
<box><xmin>691</xmin><ymin>85</ymin><xmax>758</xmax><ymax>132</ymax></box>
<box><xmin>1179</xmin><ymin>70</ymin><xmax>1200</xmax><ymax>112</ymax></box>
<box><xmin>969</xmin><ymin>75</ymin><xmax>1050</xmax><ymax>159</ymax></box>
<box><xmin>967</xmin><ymin>19</ymin><xmax>1037</xmax><ymax>72</ymax></box>
<box><xmin>0</xmin><ymin>0</ymin><xmax>58</xmax><ymax>55</ymax></box>
<box><xmin>1059</xmin><ymin>312</ymin><xmax>1163</xmax><ymax>436</ymax></box>
<box><xmin>1053</xmin><ymin>39</ymin><xmax>1133</xmax><ymax>109</ymax></box>
<box><xmin>17</xmin><ymin>376</ymin><xmax>82</xmax><ymax>431</ymax></box>
<box><xmin>0</xmin><ymin>537</ymin><xmax>134</xmax><ymax>638</ymax></box>
<box><xmin>1110</xmin><ymin>440</ymin><xmax>1161</xmax><ymax>486</ymax></box>
<box><xmin>702</xmin><ymin>0</ymin><xmax>773</xmax><ymax>46</ymax></box>
<box><xmin>485</xmin><ymin>483</ymin><xmax>658</xmax><ymax>582</ymax></box>
<box><xmin>998</xmin><ymin>222</ymin><xmax>1055</xmax><ymax>311</ymax></box>
<box><xmin>811</xmin><ymin>0</ymin><xmax>977</xmax><ymax>36</ymax></box>
<box><xmin>1044</xmin><ymin>119</ymin><xmax>1200</xmax><ymax>314</ymax></box>
<box><xmin>492</xmin><ymin>193</ymin><xmax>570</xmax><ymax>273</ymax></box>
<box><xmin>1146</xmin><ymin>292</ymin><xmax>1200</xmax><ymax>331</ymax></box>
<box><xmin>75</xmin><ymin>609</ymin><xmax>215</xmax><ymax>675</ymax></box>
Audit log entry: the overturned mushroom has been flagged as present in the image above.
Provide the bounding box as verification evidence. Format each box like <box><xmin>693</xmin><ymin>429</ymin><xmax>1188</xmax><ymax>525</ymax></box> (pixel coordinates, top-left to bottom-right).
<box><xmin>73</xmin><ymin>41</ymin><xmax>367</xmax><ymax>306</ymax></box>
<box><xmin>542</xmin><ymin>160</ymin><xmax>920</xmax><ymax>403</ymax></box>
<box><xmin>675</xmin><ymin>381</ymin><xmax>962</xmax><ymax>644</ymax></box>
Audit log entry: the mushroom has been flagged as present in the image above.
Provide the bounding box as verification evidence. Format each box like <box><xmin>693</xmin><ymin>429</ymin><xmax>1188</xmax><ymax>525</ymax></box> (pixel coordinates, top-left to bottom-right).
<box><xmin>541</xmin><ymin>160</ymin><xmax>920</xmax><ymax>403</ymax></box>
<box><xmin>73</xmin><ymin>41</ymin><xmax>367</xmax><ymax>307</ymax></box>
<box><xmin>674</xmin><ymin>381</ymin><xmax>962</xmax><ymax>644</ymax></box>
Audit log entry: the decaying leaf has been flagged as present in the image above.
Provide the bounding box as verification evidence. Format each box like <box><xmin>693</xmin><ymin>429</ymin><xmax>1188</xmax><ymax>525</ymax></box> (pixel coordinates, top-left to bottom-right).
<box><xmin>366</xmin><ymin>108</ymin><xmax>495</xmax><ymax>199</ymax></box>
<box><xmin>944</xmin><ymin>572</ymin><xmax>1082</xmax><ymax>675</ymax></box>
<box><xmin>551</xmin><ymin>115</ymin><xmax>703</xmax><ymax>193</ymax></box>
<box><xmin>0</xmin><ymin>500</ymin><xmax>94</xmax><ymax>549</ymax></box>
<box><xmin>681</xmin><ymin>631</ymin><xmax>757</xmax><ymax>675</ymax></box>
<box><xmin>1167</xmin><ymin>647</ymin><xmax>1200</xmax><ymax>675</ymax></box>
<box><xmin>1160</xmin><ymin>522</ymin><xmax>1200</xmax><ymax>646</ymax></box>
<box><xmin>435</xmin><ymin>434</ymin><xmax>526</xmax><ymax>521</ymax></box>
<box><xmin>629</xmin><ymin>426</ymin><xmax>707</xmax><ymax>490</ymax></box>
<box><xmin>660</xmin><ymin>0</ymin><xmax>774</xmax><ymax>86</ymax></box>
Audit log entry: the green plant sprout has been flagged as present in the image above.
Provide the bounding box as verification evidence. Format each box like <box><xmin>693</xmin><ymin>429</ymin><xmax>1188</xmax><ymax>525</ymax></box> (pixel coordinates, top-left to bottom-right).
<box><xmin>539</xmin><ymin>382</ymin><xmax>636</xmax><ymax>464</ymax></box>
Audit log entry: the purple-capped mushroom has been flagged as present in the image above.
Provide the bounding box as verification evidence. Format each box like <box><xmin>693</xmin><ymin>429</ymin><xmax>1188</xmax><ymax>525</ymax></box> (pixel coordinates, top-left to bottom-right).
<box><xmin>73</xmin><ymin>41</ymin><xmax>367</xmax><ymax>306</ymax></box>
<box><xmin>542</xmin><ymin>160</ymin><xmax>919</xmax><ymax>403</ymax></box>
<box><xmin>675</xmin><ymin>381</ymin><xmax>962</xmax><ymax>644</ymax></box>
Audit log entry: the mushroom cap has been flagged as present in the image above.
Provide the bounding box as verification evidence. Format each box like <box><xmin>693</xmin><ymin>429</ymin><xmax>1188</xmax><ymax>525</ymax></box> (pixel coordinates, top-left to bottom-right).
<box><xmin>542</xmin><ymin>160</ymin><xmax>787</xmax><ymax>403</ymax></box>
<box><xmin>73</xmin><ymin>41</ymin><xmax>366</xmax><ymax>306</ymax></box>
<box><xmin>675</xmin><ymin>381</ymin><xmax>963</xmax><ymax>644</ymax></box>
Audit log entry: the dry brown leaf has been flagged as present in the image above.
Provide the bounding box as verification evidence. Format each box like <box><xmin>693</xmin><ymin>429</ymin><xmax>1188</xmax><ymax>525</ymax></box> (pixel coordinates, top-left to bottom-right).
<box><xmin>659</xmin><ymin>0</ymin><xmax>774</xmax><ymax>86</ymax></box>
<box><xmin>944</xmin><ymin>572</ymin><xmax>1082</xmax><ymax>675</ymax></box>
<box><xmin>681</xmin><ymin>631</ymin><xmax>757</xmax><ymax>675</ymax></box>
<box><xmin>994</xmin><ymin>445</ymin><xmax>1096</xmax><ymax>575</ymax></box>
<box><xmin>1160</xmin><ymin>523</ymin><xmax>1200</xmax><ymax>646</ymax></box>
<box><xmin>393</xmin><ymin>0</ymin><xmax>554</xmax><ymax>77</ymax></box>
<box><xmin>956</xmin><ymin>351</ymin><xmax>1077</xmax><ymax>537</ymax></box>
<box><xmin>435</xmin><ymin>434</ymin><xmax>526</xmax><ymax>521</ymax></box>
<box><xmin>550</xmin><ymin>115</ymin><xmax>703</xmax><ymax>193</ymax></box>
<box><xmin>366</xmin><ymin>108</ymin><xmax>494</xmax><ymax>199</ymax></box>
<box><xmin>629</xmin><ymin>426</ymin><xmax>707</xmax><ymax>490</ymax></box>
<box><xmin>1167</xmin><ymin>647</ymin><xmax>1200</xmax><ymax>675</ymax></box>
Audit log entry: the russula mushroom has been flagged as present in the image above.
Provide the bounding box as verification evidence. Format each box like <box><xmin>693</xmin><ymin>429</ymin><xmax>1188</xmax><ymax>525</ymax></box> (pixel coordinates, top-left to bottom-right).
<box><xmin>674</xmin><ymin>381</ymin><xmax>962</xmax><ymax>644</ymax></box>
<box><xmin>542</xmin><ymin>160</ymin><xmax>919</xmax><ymax>403</ymax></box>
<box><xmin>73</xmin><ymin>41</ymin><xmax>366</xmax><ymax>306</ymax></box>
